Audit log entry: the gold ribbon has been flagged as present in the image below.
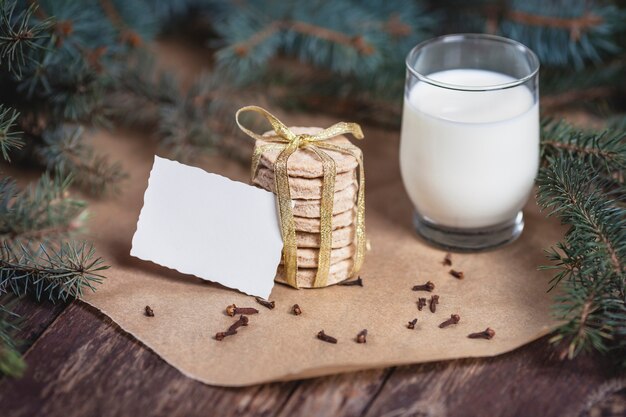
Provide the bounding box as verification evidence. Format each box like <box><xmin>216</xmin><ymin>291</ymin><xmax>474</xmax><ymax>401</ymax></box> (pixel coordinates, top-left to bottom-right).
<box><xmin>235</xmin><ymin>105</ymin><xmax>366</xmax><ymax>288</ymax></box>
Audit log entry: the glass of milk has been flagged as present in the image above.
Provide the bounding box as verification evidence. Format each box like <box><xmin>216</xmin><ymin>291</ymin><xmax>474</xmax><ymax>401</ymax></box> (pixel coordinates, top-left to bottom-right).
<box><xmin>400</xmin><ymin>34</ymin><xmax>540</xmax><ymax>250</ymax></box>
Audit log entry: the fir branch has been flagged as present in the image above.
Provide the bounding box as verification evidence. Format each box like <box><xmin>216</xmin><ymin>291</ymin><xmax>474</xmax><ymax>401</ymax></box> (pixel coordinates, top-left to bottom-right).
<box><xmin>505</xmin><ymin>10</ymin><xmax>603</xmax><ymax>40</ymax></box>
<box><xmin>540</xmin><ymin>120</ymin><xmax>626</xmax><ymax>186</ymax></box>
<box><xmin>0</xmin><ymin>299</ymin><xmax>24</xmax><ymax>377</ymax></box>
<box><xmin>538</xmin><ymin>158</ymin><xmax>624</xmax><ymax>278</ymax></box>
<box><xmin>0</xmin><ymin>173</ymin><xmax>85</xmax><ymax>242</ymax></box>
<box><xmin>538</xmin><ymin>155</ymin><xmax>625</xmax><ymax>360</ymax></box>
<box><xmin>0</xmin><ymin>1</ymin><xmax>52</xmax><ymax>77</ymax></box>
<box><xmin>0</xmin><ymin>104</ymin><xmax>22</xmax><ymax>161</ymax></box>
<box><xmin>158</xmin><ymin>73</ymin><xmax>221</xmax><ymax>161</ymax></box>
<box><xmin>38</xmin><ymin>127</ymin><xmax>126</xmax><ymax>195</ymax></box>
<box><xmin>0</xmin><ymin>240</ymin><xmax>107</xmax><ymax>302</ymax></box>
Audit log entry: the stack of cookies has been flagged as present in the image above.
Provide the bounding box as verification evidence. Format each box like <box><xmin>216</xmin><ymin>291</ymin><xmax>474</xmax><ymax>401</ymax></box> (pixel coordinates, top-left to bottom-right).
<box><xmin>252</xmin><ymin>127</ymin><xmax>363</xmax><ymax>288</ymax></box>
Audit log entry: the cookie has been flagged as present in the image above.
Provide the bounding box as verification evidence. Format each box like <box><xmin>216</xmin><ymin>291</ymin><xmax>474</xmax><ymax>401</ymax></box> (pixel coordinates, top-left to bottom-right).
<box><xmin>296</xmin><ymin>226</ymin><xmax>355</xmax><ymax>249</ymax></box>
<box><xmin>275</xmin><ymin>258</ymin><xmax>355</xmax><ymax>288</ymax></box>
<box><xmin>292</xmin><ymin>182</ymin><xmax>357</xmax><ymax>218</ymax></box>
<box><xmin>281</xmin><ymin>244</ymin><xmax>355</xmax><ymax>268</ymax></box>
<box><xmin>253</xmin><ymin>167</ymin><xmax>355</xmax><ymax>199</ymax></box>
<box><xmin>255</xmin><ymin>127</ymin><xmax>362</xmax><ymax>178</ymax></box>
<box><xmin>294</xmin><ymin>209</ymin><xmax>354</xmax><ymax>233</ymax></box>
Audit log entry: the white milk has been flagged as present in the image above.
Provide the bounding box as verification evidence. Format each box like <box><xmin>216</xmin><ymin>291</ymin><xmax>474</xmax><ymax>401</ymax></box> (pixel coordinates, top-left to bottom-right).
<box><xmin>400</xmin><ymin>69</ymin><xmax>539</xmax><ymax>229</ymax></box>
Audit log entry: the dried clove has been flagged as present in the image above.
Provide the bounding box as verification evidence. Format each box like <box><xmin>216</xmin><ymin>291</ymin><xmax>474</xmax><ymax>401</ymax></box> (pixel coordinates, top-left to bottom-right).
<box><xmin>407</xmin><ymin>318</ymin><xmax>417</xmax><ymax>329</ymax></box>
<box><xmin>226</xmin><ymin>304</ymin><xmax>259</xmax><ymax>317</ymax></box>
<box><xmin>468</xmin><ymin>328</ymin><xmax>495</xmax><ymax>339</ymax></box>
<box><xmin>215</xmin><ymin>329</ymin><xmax>237</xmax><ymax>341</ymax></box>
<box><xmin>228</xmin><ymin>315</ymin><xmax>249</xmax><ymax>332</ymax></box>
<box><xmin>317</xmin><ymin>330</ymin><xmax>337</xmax><ymax>344</ymax></box>
<box><xmin>449</xmin><ymin>269</ymin><xmax>464</xmax><ymax>279</ymax></box>
<box><xmin>356</xmin><ymin>329</ymin><xmax>368</xmax><ymax>343</ymax></box>
<box><xmin>292</xmin><ymin>304</ymin><xmax>302</xmax><ymax>315</ymax></box>
<box><xmin>215</xmin><ymin>315</ymin><xmax>250</xmax><ymax>341</ymax></box>
<box><xmin>417</xmin><ymin>298</ymin><xmax>427</xmax><ymax>311</ymax></box>
<box><xmin>338</xmin><ymin>276</ymin><xmax>363</xmax><ymax>287</ymax></box>
<box><xmin>429</xmin><ymin>295</ymin><xmax>439</xmax><ymax>313</ymax></box>
<box><xmin>439</xmin><ymin>314</ymin><xmax>461</xmax><ymax>328</ymax></box>
<box><xmin>144</xmin><ymin>305</ymin><xmax>154</xmax><ymax>317</ymax></box>
<box><xmin>255</xmin><ymin>297</ymin><xmax>275</xmax><ymax>310</ymax></box>
<box><xmin>443</xmin><ymin>252</ymin><xmax>452</xmax><ymax>266</ymax></box>
<box><xmin>412</xmin><ymin>281</ymin><xmax>435</xmax><ymax>292</ymax></box>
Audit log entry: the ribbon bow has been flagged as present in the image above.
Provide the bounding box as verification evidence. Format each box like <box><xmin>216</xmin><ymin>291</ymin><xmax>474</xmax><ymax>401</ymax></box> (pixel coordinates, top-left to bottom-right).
<box><xmin>236</xmin><ymin>105</ymin><xmax>366</xmax><ymax>288</ymax></box>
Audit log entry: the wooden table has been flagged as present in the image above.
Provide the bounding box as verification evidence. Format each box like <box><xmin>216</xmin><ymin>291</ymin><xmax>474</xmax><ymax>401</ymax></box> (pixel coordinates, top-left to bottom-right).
<box><xmin>1</xmin><ymin>296</ymin><xmax>624</xmax><ymax>417</ymax></box>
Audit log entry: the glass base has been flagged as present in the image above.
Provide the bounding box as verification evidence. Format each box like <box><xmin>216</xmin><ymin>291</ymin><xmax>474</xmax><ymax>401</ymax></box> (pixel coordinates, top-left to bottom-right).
<box><xmin>413</xmin><ymin>211</ymin><xmax>524</xmax><ymax>252</ymax></box>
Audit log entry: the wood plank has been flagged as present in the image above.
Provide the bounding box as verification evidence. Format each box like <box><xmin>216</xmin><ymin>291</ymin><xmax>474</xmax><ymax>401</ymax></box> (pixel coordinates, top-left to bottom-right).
<box><xmin>277</xmin><ymin>368</ymin><xmax>393</xmax><ymax>417</ymax></box>
<box><xmin>2</xmin><ymin>295</ymin><xmax>67</xmax><ymax>354</ymax></box>
<box><xmin>0</xmin><ymin>302</ymin><xmax>297</xmax><ymax>417</ymax></box>
<box><xmin>363</xmin><ymin>337</ymin><xmax>622</xmax><ymax>417</ymax></box>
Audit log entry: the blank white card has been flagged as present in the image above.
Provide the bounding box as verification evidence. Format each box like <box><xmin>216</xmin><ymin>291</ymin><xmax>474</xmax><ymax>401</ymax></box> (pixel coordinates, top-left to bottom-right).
<box><xmin>131</xmin><ymin>156</ymin><xmax>283</xmax><ymax>299</ymax></box>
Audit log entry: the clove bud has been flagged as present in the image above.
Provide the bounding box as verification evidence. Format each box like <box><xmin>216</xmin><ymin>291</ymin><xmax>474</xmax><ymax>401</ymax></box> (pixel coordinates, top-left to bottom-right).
<box><xmin>144</xmin><ymin>305</ymin><xmax>154</xmax><ymax>317</ymax></box>
<box><xmin>417</xmin><ymin>298</ymin><xmax>427</xmax><ymax>311</ymax></box>
<box><xmin>356</xmin><ymin>329</ymin><xmax>367</xmax><ymax>343</ymax></box>
<box><xmin>317</xmin><ymin>330</ymin><xmax>337</xmax><ymax>344</ymax></box>
<box><xmin>449</xmin><ymin>269</ymin><xmax>464</xmax><ymax>279</ymax></box>
<box><xmin>292</xmin><ymin>304</ymin><xmax>302</xmax><ymax>315</ymax></box>
<box><xmin>228</xmin><ymin>315</ymin><xmax>249</xmax><ymax>332</ymax></box>
<box><xmin>443</xmin><ymin>252</ymin><xmax>452</xmax><ymax>266</ymax></box>
<box><xmin>215</xmin><ymin>315</ymin><xmax>249</xmax><ymax>341</ymax></box>
<box><xmin>255</xmin><ymin>297</ymin><xmax>275</xmax><ymax>310</ymax></box>
<box><xmin>439</xmin><ymin>314</ymin><xmax>461</xmax><ymax>328</ymax></box>
<box><xmin>412</xmin><ymin>281</ymin><xmax>435</xmax><ymax>292</ymax></box>
<box><xmin>429</xmin><ymin>295</ymin><xmax>439</xmax><ymax>313</ymax></box>
<box><xmin>407</xmin><ymin>318</ymin><xmax>417</xmax><ymax>329</ymax></box>
<box><xmin>338</xmin><ymin>276</ymin><xmax>363</xmax><ymax>287</ymax></box>
<box><xmin>468</xmin><ymin>328</ymin><xmax>495</xmax><ymax>339</ymax></box>
<box><xmin>215</xmin><ymin>329</ymin><xmax>237</xmax><ymax>341</ymax></box>
<box><xmin>226</xmin><ymin>304</ymin><xmax>259</xmax><ymax>317</ymax></box>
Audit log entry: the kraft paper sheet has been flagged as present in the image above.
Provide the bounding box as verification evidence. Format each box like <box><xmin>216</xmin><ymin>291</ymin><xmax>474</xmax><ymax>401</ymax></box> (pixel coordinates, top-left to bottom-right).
<box><xmin>81</xmin><ymin>117</ymin><xmax>562</xmax><ymax>387</ymax></box>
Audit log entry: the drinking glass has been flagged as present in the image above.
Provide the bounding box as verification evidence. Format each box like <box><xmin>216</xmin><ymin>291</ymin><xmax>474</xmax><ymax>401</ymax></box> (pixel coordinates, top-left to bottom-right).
<box><xmin>400</xmin><ymin>34</ymin><xmax>540</xmax><ymax>250</ymax></box>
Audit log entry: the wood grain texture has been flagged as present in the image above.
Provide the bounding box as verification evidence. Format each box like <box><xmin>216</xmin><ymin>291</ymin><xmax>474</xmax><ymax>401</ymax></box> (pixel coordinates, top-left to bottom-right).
<box><xmin>1</xmin><ymin>298</ymin><xmax>622</xmax><ymax>417</ymax></box>
<box><xmin>0</xmin><ymin>302</ymin><xmax>296</xmax><ymax>417</ymax></box>
<box><xmin>4</xmin><ymin>296</ymin><xmax>66</xmax><ymax>353</ymax></box>
<box><xmin>277</xmin><ymin>368</ymin><xmax>392</xmax><ymax>417</ymax></box>
<box><xmin>363</xmin><ymin>338</ymin><xmax>622</xmax><ymax>417</ymax></box>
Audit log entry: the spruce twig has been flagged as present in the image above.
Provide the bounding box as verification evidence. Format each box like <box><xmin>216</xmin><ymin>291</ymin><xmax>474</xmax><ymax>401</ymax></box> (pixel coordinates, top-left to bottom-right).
<box><xmin>0</xmin><ymin>241</ymin><xmax>108</xmax><ymax>302</ymax></box>
<box><xmin>538</xmin><ymin>155</ymin><xmax>625</xmax><ymax>361</ymax></box>
<box><xmin>0</xmin><ymin>173</ymin><xmax>86</xmax><ymax>242</ymax></box>
<box><xmin>0</xmin><ymin>104</ymin><xmax>22</xmax><ymax>161</ymax></box>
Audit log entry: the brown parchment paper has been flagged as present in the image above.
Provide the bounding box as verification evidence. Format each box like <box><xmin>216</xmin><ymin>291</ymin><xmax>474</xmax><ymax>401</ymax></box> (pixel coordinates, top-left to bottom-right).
<box><xmin>81</xmin><ymin>115</ymin><xmax>563</xmax><ymax>387</ymax></box>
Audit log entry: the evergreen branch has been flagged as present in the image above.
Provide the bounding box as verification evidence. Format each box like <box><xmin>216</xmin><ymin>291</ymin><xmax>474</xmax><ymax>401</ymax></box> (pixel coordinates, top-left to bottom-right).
<box><xmin>538</xmin><ymin>158</ymin><xmax>624</xmax><ymax>279</ymax></box>
<box><xmin>505</xmin><ymin>10</ymin><xmax>603</xmax><ymax>40</ymax></box>
<box><xmin>549</xmin><ymin>278</ymin><xmax>615</xmax><ymax>359</ymax></box>
<box><xmin>0</xmin><ymin>0</ymin><xmax>52</xmax><ymax>77</ymax></box>
<box><xmin>230</xmin><ymin>20</ymin><xmax>375</xmax><ymax>58</ymax></box>
<box><xmin>0</xmin><ymin>173</ymin><xmax>85</xmax><ymax>242</ymax></box>
<box><xmin>540</xmin><ymin>120</ymin><xmax>626</xmax><ymax>182</ymax></box>
<box><xmin>0</xmin><ymin>240</ymin><xmax>107</xmax><ymax>302</ymax></box>
<box><xmin>0</xmin><ymin>299</ymin><xmax>24</xmax><ymax>377</ymax></box>
<box><xmin>0</xmin><ymin>104</ymin><xmax>23</xmax><ymax>161</ymax></box>
<box><xmin>39</xmin><ymin>127</ymin><xmax>126</xmax><ymax>195</ymax></box>
<box><xmin>538</xmin><ymin>153</ymin><xmax>626</xmax><ymax>360</ymax></box>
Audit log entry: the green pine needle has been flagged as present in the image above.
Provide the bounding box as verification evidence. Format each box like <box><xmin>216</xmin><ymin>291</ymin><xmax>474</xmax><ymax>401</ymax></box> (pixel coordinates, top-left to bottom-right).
<box><xmin>0</xmin><ymin>240</ymin><xmax>108</xmax><ymax>302</ymax></box>
<box><xmin>0</xmin><ymin>104</ymin><xmax>22</xmax><ymax>161</ymax></box>
<box><xmin>0</xmin><ymin>173</ymin><xmax>86</xmax><ymax>242</ymax></box>
<box><xmin>538</xmin><ymin>146</ymin><xmax>625</xmax><ymax>361</ymax></box>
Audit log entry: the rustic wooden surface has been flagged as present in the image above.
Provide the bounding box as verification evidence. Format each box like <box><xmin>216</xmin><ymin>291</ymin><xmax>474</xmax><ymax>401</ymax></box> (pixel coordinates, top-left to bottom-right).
<box><xmin>1</xmin><ymin>296</ymin><xmax>625</xmax><ymax>417</ymax></box>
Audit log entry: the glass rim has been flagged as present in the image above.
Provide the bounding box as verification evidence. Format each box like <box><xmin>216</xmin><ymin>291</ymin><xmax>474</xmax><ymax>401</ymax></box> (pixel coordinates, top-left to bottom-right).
<box><xmin>405</xmin><ymin>33</ymin><xmax>540</xmax><ymax>92</ymax></box>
